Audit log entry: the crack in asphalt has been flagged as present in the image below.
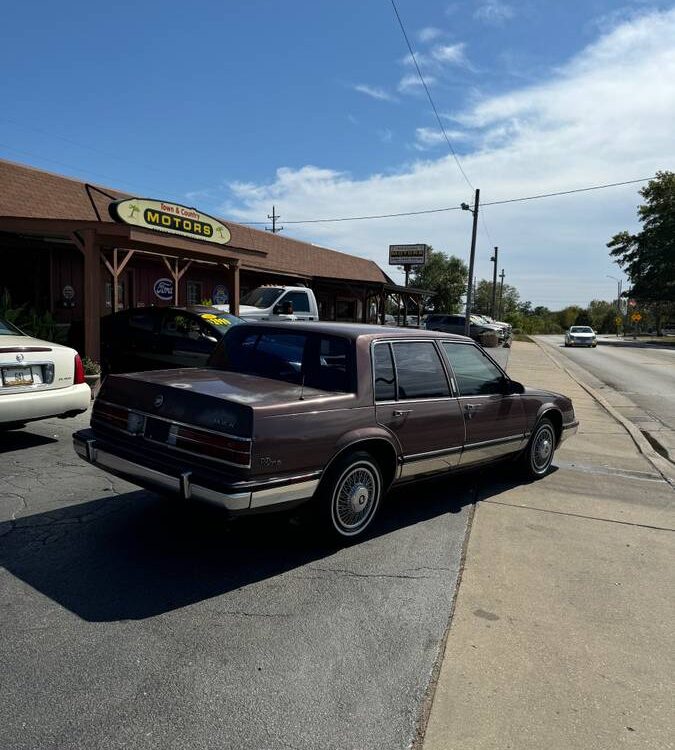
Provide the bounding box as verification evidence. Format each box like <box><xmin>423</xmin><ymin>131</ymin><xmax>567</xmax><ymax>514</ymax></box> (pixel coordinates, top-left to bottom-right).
<box><xmin>301</xmin><ymin>565</ymin><xmax>446</xmax><ymax>581</ymax></box>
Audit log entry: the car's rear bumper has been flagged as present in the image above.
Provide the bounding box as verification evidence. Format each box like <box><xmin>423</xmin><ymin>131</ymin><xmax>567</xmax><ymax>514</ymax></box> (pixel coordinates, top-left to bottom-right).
<box><xmin>73</xmin><ymin>430</ymin><xmax>320</xmax><ymax>513</ymax></box>
<box><xmin>1</xmin><ymin>383</ymin><xmax>90</xmax><ymax>425</ymax></box>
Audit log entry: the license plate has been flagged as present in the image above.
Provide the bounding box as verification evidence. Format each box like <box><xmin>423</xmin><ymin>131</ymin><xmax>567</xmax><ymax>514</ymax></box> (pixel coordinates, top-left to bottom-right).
<box><xmin>2</xmin><ymin>367</ymin><xmax>34</xmax><ymax>386</ymax></box>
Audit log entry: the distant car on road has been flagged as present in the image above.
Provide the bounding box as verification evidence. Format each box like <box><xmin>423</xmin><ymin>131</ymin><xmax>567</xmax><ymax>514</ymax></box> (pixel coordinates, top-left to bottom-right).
<box><xmin>564</xmin><ymin>326</ymin><xmax>597</xmax><ymax>347</ymax></box>
<box><xmin>0</xmin><ymin>318</ymin><xmax>90</xmax><ymax>429</ymax></box>
<box><xmin>101</xmin><ymin>306</ymin><xmax>244</xmax><ymax>374</ymax></box>
<box><xmin>74</xmin><ymin>322</ymin><xmax>578</xmax><ymax>542</ymax></box>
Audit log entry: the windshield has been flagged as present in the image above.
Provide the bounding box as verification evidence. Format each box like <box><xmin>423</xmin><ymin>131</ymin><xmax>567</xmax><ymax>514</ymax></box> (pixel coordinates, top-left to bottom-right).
<box><xmin>570</xmin><ymin>326</ymin><xmax>593</xmax><ymax>333</ymax></box>
<box><xmin>209</xmin><ymin>327</ymin><xmax>355</xmax><ymax>393</ymax></box>
<box><xmin>240</xmin><ymin>287</ymin><xmax>284</xmax><ymax>309</ymax></box>
<box><xmin>0</xmin><ymin>319</ymin><xmax>24</xmax><ymax>336</ymax></box>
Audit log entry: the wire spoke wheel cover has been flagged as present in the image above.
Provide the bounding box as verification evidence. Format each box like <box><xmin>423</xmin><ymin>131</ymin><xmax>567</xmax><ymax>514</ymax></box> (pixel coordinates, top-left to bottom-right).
<box><xmin>330</xmin><ymin>459</ymin><xmax>381</xmax><ymax>537</ymax></box>
<box><xmin>530</xmin><ymin>421</ymin><xmax>555</xmax><ymax>474</ymax></box>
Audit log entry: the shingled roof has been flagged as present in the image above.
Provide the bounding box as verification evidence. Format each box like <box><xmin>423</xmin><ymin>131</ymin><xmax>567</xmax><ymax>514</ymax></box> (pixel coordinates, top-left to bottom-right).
<box><xmin>0</xmin><ymin>158</ymin><xmax>390</xmax><ymax>284</ymax></box>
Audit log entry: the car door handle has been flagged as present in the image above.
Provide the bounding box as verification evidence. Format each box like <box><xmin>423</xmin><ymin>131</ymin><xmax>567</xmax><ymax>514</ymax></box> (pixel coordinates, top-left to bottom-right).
<box><xmin>464</xmin><ymin>403</ymin><xmax>481</xmax><ymax>418</ymax></box>
<box><xmin>392</xmin><ymin>409</ymin><xmax>412</xmax><ymax>417</ymax></box>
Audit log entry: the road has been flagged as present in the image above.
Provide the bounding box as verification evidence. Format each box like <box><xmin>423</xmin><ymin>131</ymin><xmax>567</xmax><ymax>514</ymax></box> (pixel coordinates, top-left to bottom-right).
<box><xmin>536</xmin><ymin>335</ymin><xmax>675</xmax><ymax>459</ymax></box>
<box><xmin>1</xmin><ymin>409</ymin><xmax>476</xmax><ymax>750</ymax></box>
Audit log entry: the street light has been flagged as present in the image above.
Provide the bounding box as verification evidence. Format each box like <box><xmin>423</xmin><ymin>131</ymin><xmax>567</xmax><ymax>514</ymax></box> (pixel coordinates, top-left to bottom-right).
<box><xmin>462</xmin><ymin>190</ymin><xmax>480</xmax><ymax>337</ymax></box>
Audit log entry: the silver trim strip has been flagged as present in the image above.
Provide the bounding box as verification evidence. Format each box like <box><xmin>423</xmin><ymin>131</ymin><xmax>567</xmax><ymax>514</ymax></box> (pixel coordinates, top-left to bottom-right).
<box><xmin>460</xmin><ymin>434</ymin><xmax>524</xmax><ymax>465</ymax></box>
<box><xmin>73</xmin><ymin>435</ymin><xmax>318</xmax><ymax>512</ymax></box>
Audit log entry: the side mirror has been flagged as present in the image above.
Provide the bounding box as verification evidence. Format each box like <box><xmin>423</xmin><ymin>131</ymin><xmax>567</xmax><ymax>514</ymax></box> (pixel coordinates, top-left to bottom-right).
<box><xmin>272</xmin><ymin>304</ymin><xmax>281</xmax><ymax>315</ymax></box>
<box><xmin>504</xmin><ymin>378</ymin><xmax>524</xmax><ymax>394</ymax></box>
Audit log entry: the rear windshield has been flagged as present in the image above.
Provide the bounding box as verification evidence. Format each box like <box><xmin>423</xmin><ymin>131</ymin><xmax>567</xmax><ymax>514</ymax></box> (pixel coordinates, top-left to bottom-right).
<box><xmin>209</xmin><ymin>327</ymin><xmax>355</xmax><ymax>393</ymax></box>
<box><xmin>0</xmin><ymin>319</ymin><xmax>23</xmax><ymax>336</ymax></box>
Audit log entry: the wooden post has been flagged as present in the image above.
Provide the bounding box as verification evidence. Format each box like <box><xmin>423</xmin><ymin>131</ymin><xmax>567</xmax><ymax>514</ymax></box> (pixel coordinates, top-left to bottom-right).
<box><xmin>82</xmin><ymin>230</ymin><xmax>101</xmax><ymax>361</ymax></box>
<box><xmin>162</xmin><ymin>256</ymin><xmax>192</xmax><ymax>306</ymax></box>
<box><xmin>101</xmin><ymin>249</ymin><xmax>136</xmax><ymax>313</ymax></box>
<box><xmin>225</xmin><ymin>260</ymin><xmax>240</xmax><ymax>316</ymax></box>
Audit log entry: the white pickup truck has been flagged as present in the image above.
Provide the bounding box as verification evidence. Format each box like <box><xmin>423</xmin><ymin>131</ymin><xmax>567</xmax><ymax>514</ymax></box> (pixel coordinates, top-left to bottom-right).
<box><xmin>215</xmin><ymin>285</ymin><xmax>320</xmax><ymax>321</ymax></box>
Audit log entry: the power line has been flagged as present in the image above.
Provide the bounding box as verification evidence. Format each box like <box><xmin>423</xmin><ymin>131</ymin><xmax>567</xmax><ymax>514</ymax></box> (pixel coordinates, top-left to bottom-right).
<box><xmin>240</xmin><ymin>176</ymin><xmax>653</xmax><ymax>225</ymax></box>
<box><xmin>389</xmin><ymin>0</ymin><xmax>474</xmax><ymax>191</ymax></box>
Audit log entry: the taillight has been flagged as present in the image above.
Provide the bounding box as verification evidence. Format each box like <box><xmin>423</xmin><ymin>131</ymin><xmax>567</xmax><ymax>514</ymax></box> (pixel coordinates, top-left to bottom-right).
<box><xmin>92</xmin><ymin>401</ymin><xmax>128</xmax><ymax>429</ymax></box>
<box><xmin>175</xmin><ymin>425</ymin><xmax>251</xmax><ymax>466</ymax></box>
<box><xmin>74</xmin><ymin>354</ymin><xmax>85</xmax><ymax>385</ymax></box>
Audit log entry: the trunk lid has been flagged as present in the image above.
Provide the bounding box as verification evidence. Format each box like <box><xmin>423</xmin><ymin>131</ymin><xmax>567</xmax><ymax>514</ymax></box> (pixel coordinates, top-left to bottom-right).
<box><xmin>0</xmin><ymin>336</ymin><xmax>75</xmax><ymax>393</ymax></box>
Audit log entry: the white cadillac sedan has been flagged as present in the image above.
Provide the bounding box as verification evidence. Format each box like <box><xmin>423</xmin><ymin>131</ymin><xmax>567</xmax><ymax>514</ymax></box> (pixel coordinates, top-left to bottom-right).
<box><xmin>0</xmin><ymin>319</ymin><xmax>90</xmax><ymax>429</ymax></box>
<box><xmin>564</xmin><ymin>325</ymin><xmax>597</xmax><ymax>347</ymax></box>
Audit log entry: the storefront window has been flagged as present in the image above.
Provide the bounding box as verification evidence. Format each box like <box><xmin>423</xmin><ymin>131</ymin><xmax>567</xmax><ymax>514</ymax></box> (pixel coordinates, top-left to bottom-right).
<box><xmin>187</xmin><ymin>281</ymin><xmax>202</xmax><ymax>306</ymax></box>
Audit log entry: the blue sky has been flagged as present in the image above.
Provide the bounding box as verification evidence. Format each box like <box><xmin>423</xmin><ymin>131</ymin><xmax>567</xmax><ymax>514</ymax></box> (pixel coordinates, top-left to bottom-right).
<box><xmin>1</xmin><ymin>1</ymin><xmax>674</xmax><ymax>307</ymax></box>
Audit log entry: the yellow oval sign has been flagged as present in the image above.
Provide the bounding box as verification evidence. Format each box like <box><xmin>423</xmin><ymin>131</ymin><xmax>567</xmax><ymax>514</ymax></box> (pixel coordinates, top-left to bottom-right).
<box><xmin>109</xmin><ymin>198</ymin><xmax>231</xmax><ymax>245</ymax></box>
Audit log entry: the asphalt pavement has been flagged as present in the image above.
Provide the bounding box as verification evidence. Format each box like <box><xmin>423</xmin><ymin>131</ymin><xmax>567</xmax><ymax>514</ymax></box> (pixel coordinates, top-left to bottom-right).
<box><xmin>535</xmin><ymin>335</ymin><xmax>675</xmax><ymax>461</ymax></box>
<box><xmin>1</xmin><ymin>408</ymin><xmax>478</xmax><ymax>750</ymax></box>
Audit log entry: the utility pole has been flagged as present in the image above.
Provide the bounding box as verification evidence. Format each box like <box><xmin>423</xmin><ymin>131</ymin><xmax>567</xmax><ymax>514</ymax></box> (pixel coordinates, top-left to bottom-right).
<box><xmin>265</xmin><ymin>205</ymin><xmax>283</xmax><ymax>233</ymax></box>
<box><xmin>498</xmin><ymin>268</ymin><xmax>505</xmax><ymax>320</ymax></box>
<box><xmin>462</xmin><ymin>188</ymin><xmax>480</xmax><ymax>337</ymax></box>
<box><xmin>490</xmin><ymin>246</ymin><xmax>498</xmax><ymax>318</ymax></box>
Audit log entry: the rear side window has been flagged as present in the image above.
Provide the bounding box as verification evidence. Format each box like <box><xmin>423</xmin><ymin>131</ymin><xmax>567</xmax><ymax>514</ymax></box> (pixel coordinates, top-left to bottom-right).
<box><xmin>373</xmin><ymin>343</ymin><xmax>396</xmax><ymax>401</ymax></box>
<box><xmin>392</xmin><ymin>341</ymin><xmax>449</xmax><ymax>399</ymax></box>
<box><xmin>442</xmin><ymin>343</ymin><xmax>504</xmax><ymax>396</ymax></box>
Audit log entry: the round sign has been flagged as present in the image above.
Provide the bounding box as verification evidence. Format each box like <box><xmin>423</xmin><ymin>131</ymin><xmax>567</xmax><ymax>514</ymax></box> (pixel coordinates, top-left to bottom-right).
<box><xmin>212</xmin><ymin>285</ymin><xmax>229</xmax><ymax>305</ymax></box>
<box><xmin>153</xmin><ymin>277</ymin><xmax>174</xmax><ymax>301</ymax></box>
<box><xmin>62</xmin><ymin>285</ymin><xmax>75</xmax><ymax>300</ymax></box>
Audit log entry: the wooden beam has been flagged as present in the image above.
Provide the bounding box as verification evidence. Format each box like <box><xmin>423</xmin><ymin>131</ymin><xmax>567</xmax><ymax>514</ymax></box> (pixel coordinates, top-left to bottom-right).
<box><xmin>117</xmin><ymin>249</ymin><xmax>135</xmax><ymax>276</ymax></box>
<box><xmin>225</xmin><ymin>261</ymin><xmax>240</xmax><ymax>316</ymax></box>
<box><xmin>82</xmin><ymin>229</ymin><xmax>101</xmax><ymax>361</ymax></box>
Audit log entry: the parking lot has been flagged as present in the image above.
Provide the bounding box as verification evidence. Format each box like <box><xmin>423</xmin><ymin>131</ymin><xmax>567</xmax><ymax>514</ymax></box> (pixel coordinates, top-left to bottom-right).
<box><xmin>2</xmin><ymin>409</ymin><xmax>473</xmax><ymax>750</ymax></box>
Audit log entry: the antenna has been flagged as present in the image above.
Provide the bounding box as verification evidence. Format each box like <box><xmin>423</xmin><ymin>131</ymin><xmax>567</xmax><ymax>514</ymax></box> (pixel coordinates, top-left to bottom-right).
<box><xmin>299</xmin><ymin>371</ymin><xmax>306</xmax><ymax>401</ymax></box>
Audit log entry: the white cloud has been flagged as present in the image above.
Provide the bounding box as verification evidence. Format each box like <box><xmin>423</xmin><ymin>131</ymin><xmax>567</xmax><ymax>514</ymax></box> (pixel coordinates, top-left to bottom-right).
<box><xmin>352</xmin><ymin>83</ymin><xmax>397</xmax><ymax>102</ymax></box>
<box><xmin>431</xmin><ymin>43</ymin><xmax>467</xmax><ymax>65</ymax></box>
<box><xmin>418</xmin><ymin>26</ymin><xmax>443</xmax><ymax>42</ymax></box>
<box><xmin>223</xmin><ymin>10</ymin><xmax>675</xmax><ymax>307</ymax></box>
<box><xmin>413</xmin><ymin>127</ymin><xmax>468</xmax><ymax>150</ymax></box>
<box><xmin>398</xmin><ymin>73</ymin><xmax>436</xmax><ymax>93</ymax></box>
<box><xmin>474</xmin><ymin>0</ymin><xmax>514</xmax><ymax>24</ymax></box>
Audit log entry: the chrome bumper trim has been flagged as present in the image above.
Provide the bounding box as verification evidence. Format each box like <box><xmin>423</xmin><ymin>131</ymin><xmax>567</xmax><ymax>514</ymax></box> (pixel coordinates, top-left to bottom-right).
<box><xmin>73</xmin><ymin>435</ymin><xmax>318</xmax><ymax>512</ymax></box>
<box><xmin>559</xmin><ymin>420</ymin><xmax>579</xmax><ymax>443</ymax></box>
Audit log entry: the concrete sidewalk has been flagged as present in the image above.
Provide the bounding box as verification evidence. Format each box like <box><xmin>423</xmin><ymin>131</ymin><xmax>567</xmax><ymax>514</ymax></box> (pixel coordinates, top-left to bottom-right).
<box><xmin>422</xmin><ymin>341</ymin><xmax>674</xmax><ymax>750</ymax></box>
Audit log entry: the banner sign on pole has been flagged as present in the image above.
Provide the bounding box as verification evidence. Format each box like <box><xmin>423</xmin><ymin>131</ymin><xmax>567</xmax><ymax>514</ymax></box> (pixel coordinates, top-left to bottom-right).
<box><xmin>388</xmin><ymin>244</ymin><xmax>428</xmax><ymax>266</ymax></box>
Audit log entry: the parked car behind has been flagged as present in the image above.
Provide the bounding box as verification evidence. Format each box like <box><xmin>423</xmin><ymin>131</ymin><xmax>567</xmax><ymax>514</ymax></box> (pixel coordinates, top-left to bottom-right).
<box><xmin>426</xmin><ymin>313</ymin><xmax>508</xmax><ymax>345</ymax></box>
<box><xmin>101</xmin><ymin>306</ymin><xmax>244</xmax><ymax>374</ymax></box>
<box><xmin>0</xmin><ymin>318</ymin><xmax>90</xmax><ymax>429</ymax></box>
<box><xmin>74</xmin><ymin>322</ymin><xmax>577</xmax><ymax>542</ymax></box>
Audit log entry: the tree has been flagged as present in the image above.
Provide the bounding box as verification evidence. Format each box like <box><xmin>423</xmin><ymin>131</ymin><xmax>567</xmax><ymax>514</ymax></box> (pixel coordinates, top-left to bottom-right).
<box><xmin>608</xmin><ymin>171</ymin><xmax>675</xmax><ymax>306</ymax></box>
<box><xmin>473</xmin><ymin>279</ymin><xmax>521</xmax><ymax>318</ymax></box>
<box><xmin>410</xmin><ymin>249</ymin><xmax>468</xmax><ymax>313</ymax></box>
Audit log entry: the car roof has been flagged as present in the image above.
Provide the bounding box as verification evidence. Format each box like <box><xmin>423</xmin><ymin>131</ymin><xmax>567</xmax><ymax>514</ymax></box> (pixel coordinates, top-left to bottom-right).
<box><xmin>234</xmin><ymin>320</ymin><xmax>473</xmax><ymax>343</ymax></box>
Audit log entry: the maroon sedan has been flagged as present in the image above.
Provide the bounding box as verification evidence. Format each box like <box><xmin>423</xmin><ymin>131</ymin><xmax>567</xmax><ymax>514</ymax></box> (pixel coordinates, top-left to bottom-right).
<box><xmin>74</xmin><ymin>323</ymin><xmax>577</xmax><ymax>541</ymax></box>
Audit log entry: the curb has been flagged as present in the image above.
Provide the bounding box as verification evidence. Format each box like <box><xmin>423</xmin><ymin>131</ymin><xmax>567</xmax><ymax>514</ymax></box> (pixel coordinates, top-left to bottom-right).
<box><xmin>531</xmin><ymin>338</ymin><xmax>675</xmax><ymax>489</ymax></box>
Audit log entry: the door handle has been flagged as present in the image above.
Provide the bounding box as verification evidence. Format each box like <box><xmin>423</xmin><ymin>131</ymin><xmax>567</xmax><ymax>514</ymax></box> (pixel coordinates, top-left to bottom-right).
<box><xmin>464</xmin><ymin>403</ymin><xmax>481</xmax><ymax>419</ymax></box>
<box><xmin>392</xmin><ymin>409</ymin><xmax>412</xmax><ymax>417</ymax></box>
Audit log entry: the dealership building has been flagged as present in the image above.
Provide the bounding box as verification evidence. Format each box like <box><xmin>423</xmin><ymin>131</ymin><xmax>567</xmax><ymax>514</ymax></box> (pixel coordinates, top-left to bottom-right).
<box><xmin>0</xmin><ymin>159</ymin><xmax>427</xmax><ymax>359</ymax></box>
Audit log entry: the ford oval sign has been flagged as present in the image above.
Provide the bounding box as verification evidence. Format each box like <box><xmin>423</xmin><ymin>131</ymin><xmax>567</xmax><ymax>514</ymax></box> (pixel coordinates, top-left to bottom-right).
<box><xmin>153</xmin><ymin>278</ymin><xmax>174</xmax><ymax>301</ymax></box>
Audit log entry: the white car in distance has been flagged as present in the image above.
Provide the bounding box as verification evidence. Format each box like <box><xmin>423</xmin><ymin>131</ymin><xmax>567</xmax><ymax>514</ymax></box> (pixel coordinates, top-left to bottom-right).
<box><xmin>0</xmin><ymin>319</ymin><xmax>90</xmax><ymax>429</ymax></box>
<box><xmin>565</xmin><ymin>325</ymin><xmax>597</xmax><ymax>347</ymax></box>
